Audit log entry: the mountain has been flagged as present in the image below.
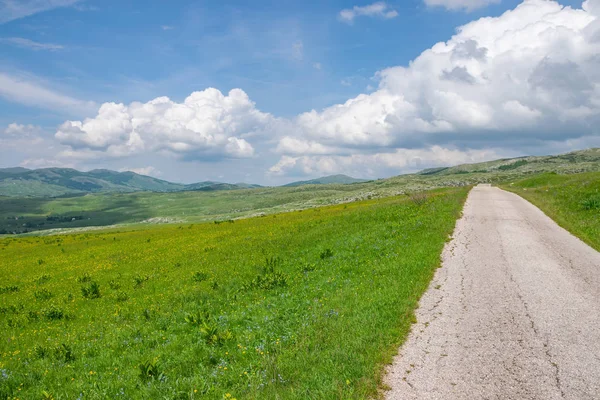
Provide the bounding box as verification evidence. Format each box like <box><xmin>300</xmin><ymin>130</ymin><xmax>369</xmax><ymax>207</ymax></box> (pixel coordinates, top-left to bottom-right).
<box><xmin>283</xmin><ymin>174</ymin><xmax>369</xmax><ymax>187</ymax></box>
<box><xmin>185</xmin><ymin>181</ymin><xmax>262</xmax><ymax>191</ymax></box>
<box><xmin>416</xmin><ymin>148</ymin><xmax>600</xmax><ymax>177</ymax></box>
<box><xmin>0</xmin><ymin>168</ymin><xmax>260</xmax><ymax>197</ymax></box>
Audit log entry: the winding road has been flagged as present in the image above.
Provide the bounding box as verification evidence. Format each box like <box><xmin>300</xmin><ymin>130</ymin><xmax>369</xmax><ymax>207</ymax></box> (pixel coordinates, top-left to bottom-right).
<box><xmin>385</xmin><ymin>184</ymin><xmax>600</xmax><ymax>399</ymax></box>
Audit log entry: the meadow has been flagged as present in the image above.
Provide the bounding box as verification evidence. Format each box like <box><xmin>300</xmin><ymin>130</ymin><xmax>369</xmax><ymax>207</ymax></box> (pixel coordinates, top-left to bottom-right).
<box><xmin>502</xmin><ymin>171</ymin><xmax>600</xmax><ymax>251</ymax></box>
<box><xmin>0</xmin><ymin>188</ymin><xmax>468</xmax><ymax>399</ymax></box>
<box><xmin>2</xmin><ymin>148</ymin><xmax>598</xmax><ymax>236</ymax></box>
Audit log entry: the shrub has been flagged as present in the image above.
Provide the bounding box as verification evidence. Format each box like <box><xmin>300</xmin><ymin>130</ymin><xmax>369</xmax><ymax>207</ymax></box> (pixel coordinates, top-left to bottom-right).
<box><xmin>408</xmin><ymin>192</ymin><xmax>428</xmax><ymax>206</ymax></box>
<box><xmin>35</xmin><ymin>274</ymin><xmax>51</xmax><ymax>285</ymax></box>
<box><xmin>108</xmin><ymin>280</ymin><xmax>121</xmax><ymax>290</ymax></box>
<box><xmin>34</xmin><ymin>345</ymin><xmax>48</xmax><ymax>359</ymax></box>
<box><xmin>138</xmin><ymin>357</ymin><xmax>164</xmax><ymax>382</ymax></box>
<box><xmin>192</xmin><ymin>271</ymin><xmax>208</xmax><ymax>282</ymax></box>
<box><xmin>34</xmin><ymin>288</ymin><xmax>53</xmax><ymax>301</ymax></box>
<box><xmin>76</xmin><ymin>273</ymin><xmax>92</xmax><ymax>283</ymax></box>
<box><xmin>200</xmin><ymin>321</ymin><xmax>233</xmax><ymax>346</ymax></box>
<box><xmin>0</xmin><ymin>285</ymin><xmax>19</xmax><ymax>295</ymax></box>
<box><xmin>55</xmin><ymin>344</ymin><xmax>75</xmax><ymax>362</ymax></box>
<box><xmin>184</xmin><ymin>310</ymin><xmax>210</xmax><ymax>326</ymax></box>
<box><xmin>582</xmin><ymin>196</ymin><xmax>600</xmax><ymax>210</ymax></box>
<box><xmin>81</xmin><ymin>282</ymin><xmax>101</xmax><ymax>299</ymax></box>
<box><xmin>242</xmin><ymin>258</ymin><xmax>288</xmax><ymax>291</ymax></box>
<box><xmin>43</xmin><ymin>306</ymin><xmax>64</xmax><ymax>320</ymax></box>
<box><xmin>320</xmin><ymin>249</ymin><xmax>334</xmax><ymax>260</ymax></box>
<box><xmin>116</xmin><ymin>291</ymin><xmax>129</xmax><ymax>302</ymax></box>
<box><xmin>133</xmin><ymin>274</ymin><xmax>149</xmax><ymax>288</ymax></box>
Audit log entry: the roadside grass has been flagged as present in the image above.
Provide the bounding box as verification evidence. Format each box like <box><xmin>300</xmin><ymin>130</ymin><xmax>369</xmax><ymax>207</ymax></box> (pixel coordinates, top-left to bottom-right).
<box><xmin>501</xmin><ymin>172</ymin><xmax>600</xmax><ymax>251</ymax></box>
<box><xmin>0</xmin><ymin>187</ymin><xmax>468</xmax><ymax>399</ymax></box>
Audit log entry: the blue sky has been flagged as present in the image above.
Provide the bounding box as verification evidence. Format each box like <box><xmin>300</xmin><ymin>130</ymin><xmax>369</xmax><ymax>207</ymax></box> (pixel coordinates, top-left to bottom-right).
<box><xmin>1</xmin><ymin>0</ymin><xmax>599</xmax><ymax>184</ymax></box>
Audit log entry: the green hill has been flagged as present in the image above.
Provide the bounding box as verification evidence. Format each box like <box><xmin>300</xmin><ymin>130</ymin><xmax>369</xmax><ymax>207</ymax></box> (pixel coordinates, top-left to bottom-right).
<box><xmin>0</xmin><ymin>168</ymin><xmax>260</xmax><ymax>197</ymax></box>
<box><xmin>283</xmin><ymin>174</ymin><xmax>368</xmax><ymax>187</ymax></box>
<box><xmin>417</xmin><ymin>148</ymin><xmax>600</xmax><ymax>176</ymax></box>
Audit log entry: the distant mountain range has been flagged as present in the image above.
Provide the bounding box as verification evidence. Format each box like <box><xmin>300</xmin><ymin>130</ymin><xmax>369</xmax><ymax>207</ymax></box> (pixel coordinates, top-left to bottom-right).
<box><xmin>0</xmin><ymin>168</ymin><xmax>366</xmax><ymax>197</ymax></box>
<box><xmin>5</xmin><ymin>148</ymin><xmax>597</xmax><ymax>198</ymax></box>
<box><xmin>283</xmin><ymin>174</ymin><xmax>368</xmax><ymax>187</ymax></box>
<box><xmin>0</xmin><ymin>168</ymin><xmax>262</xmax><ymax>197</ymax></box>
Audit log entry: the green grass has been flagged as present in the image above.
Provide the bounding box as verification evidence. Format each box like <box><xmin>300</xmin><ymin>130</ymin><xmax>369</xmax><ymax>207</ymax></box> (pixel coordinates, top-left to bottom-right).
<box><xmin>0</xmin><ymin>188</ymin><xmax>468</xmax><ymax>399</ymax></box>
<box><xmin>501</xmin><ymin>172</ymin><xmax>600</xmax><ymax>251</ymax></box>
<box><xmin>2</xmin><ymin>148</ymin><xmax>599</xmax><ymax>236</ymax></box>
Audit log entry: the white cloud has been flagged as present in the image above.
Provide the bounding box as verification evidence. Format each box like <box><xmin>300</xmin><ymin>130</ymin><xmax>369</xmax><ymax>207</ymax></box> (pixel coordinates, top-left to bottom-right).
<box><xmin>269</xmin><ymin>146</ymin><xmax>502</xmax><ymax>177</ymax></box>
<box><xmin>0</xmin><ymin>0</ymin><xmax>81</xmax><ymax>24</ymax></box>
<box><xmin>55</xmin><ymin>88</ymin><xmax>273</xmax><ymax>161</ymax></box>
<box><xmin>0</xmin><ymin>37</ymin><xmax>64</xmax><ymax>50</ymax></box>
<box><xmin>339</xmin><ymin>2</ymin><xmax>399</xmax><ymax>24</ymax></box>
<box><xmin>275</xmin><ymin>137</ymin><xmax>342</xmax><ymax>156</ymax></box>
<box><xmin>20</xmin><ymin>158</ymin><xmax>74</xmax><ymax>169</ymax></box>
<box><xmin>424</xmin><ymin>0</ymin><xmax>500</xmax><ymax>12</ymax></box>
<box><xmin>161</xmin><ymin>25</ymin><xmax>174</xmax><ymax>31</ymax></box>
<box><xmin>3</xmin><ymin>122</ymin><xmax>41</xmax><ymax>137</ymax></box>
<box><xmin>289</xmin><ymin>0</ymin><xmax>600</xmax><ymax>155</ymax></box>
<box><xmin>0</xmin><ymin>71</ymin><xmax>95</xmax><ymax>114</ymax></box>
<box><xmin>313</xmin><ymin>62</ymin><xmax>322</xmax><ymax>70</ymax></box>
<box><xmin>119</xmin><ymin>166</ymin><xmax>161</xmax><ymax>177</ymax></box>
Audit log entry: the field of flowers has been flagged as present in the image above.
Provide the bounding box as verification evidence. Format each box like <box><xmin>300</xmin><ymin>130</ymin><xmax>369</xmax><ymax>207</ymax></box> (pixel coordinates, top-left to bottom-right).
<box><xmin>0</xmin><ymin>188</ymin><xmax>468</xmax><ymax>399</ymax></box>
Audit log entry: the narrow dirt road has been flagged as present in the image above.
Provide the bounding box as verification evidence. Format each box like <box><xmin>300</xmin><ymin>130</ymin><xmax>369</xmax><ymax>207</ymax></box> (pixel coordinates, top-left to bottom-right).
<box><xmin>385</xmin><ymin>185</ymin><xmax>600</xmax><ymax>400</ymax></box>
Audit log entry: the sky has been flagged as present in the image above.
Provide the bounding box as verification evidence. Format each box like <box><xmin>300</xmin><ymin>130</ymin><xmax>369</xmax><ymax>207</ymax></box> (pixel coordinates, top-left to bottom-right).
<box><xmin>0</xmin><ymin>0</ymin><xmax>599</xmax><ymax>185</ymax></box>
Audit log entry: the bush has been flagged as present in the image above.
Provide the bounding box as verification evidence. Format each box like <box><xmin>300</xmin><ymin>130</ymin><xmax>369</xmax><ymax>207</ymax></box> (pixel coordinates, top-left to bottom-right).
<box><xmin>138</xmin><ymin>357</ymin><xmax>164</xmax><ymax>382</ymax></box>
<box><xmin>76</xmin><ymin>273</ymin><xmax>92</xmax><ymax>283</ymax></box>
<box><xmin>192</xmin><ymin>271</ymin><xmax>208</xmax><ymax>282</ymax></box>
<box><xmin>133</xmin><ymin>274</ymin><xmax>149</xmax><ymax>288</ymax></box>
<box><xmin>320</xmin><ymin>249</ymin><xmax>334</xmax><ymax>260</ymax></box>
<box><xmin>242</xmin><ymin>258</ymin><xmax>288</xmax><ymax>291</ymax></box>
<box><xmin>0</xmin><ymin>285</ymin><xmax>19</xmax><ymax>295</ymax></box>
<box><xmin>81</xmin><ymin>282</ymin><xmax>101</xmax><ymax>299</ymax></box>
<box><xmin>43</xmin><ymin>306</ymin><xmax>64</xmax><ymax>320</ymax></box>
<box><xmin>582</xmin><ymin>196</ymin><xmax>600</xmax><ymax>210</ymax></box>
<box><xmin>34</xmin><ymin>288</ymin><xmax>53</xmax><ymax>301</ymax></box>
<box><xmin>116</xmin><ymin>291</ymin><xmax>129</xmax><ymax>302</ymax></box>
<box><xmin>35</xmin><ymin>274</ymin><xmax>51</xmax><ymax>285</ymax></box>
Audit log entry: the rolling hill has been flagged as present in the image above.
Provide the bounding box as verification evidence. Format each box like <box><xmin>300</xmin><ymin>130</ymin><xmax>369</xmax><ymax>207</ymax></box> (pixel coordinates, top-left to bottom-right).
<box><xmin>0</xmin><ymin>168</ymin><xmax>261</xmax><ymax>197</ymax></box>
<box><xmin>283</xmin><ymin>174</ymin><xmax>368</xmax><ymax>187</ymax></box>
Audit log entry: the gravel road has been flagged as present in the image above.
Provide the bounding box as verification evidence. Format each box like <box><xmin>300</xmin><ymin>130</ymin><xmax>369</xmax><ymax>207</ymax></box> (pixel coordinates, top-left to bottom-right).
<box><xmin>384</xmin><ymin>184</ymin><xmax>600</xmax><ymax>399</ymax></box>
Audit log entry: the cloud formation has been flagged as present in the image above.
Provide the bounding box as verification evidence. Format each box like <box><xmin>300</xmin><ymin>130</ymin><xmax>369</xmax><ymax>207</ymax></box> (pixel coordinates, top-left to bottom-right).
<box><xmin>424</xmin><ymin>0</ymin><xmax>500</xmax><ymax>12</ymax></box>
<box><xmin>281</xmin><ymin>0</ymin><xmax>600</xmax><ymax>163</ymax></box>
<box><xmin>55</xmin><ymin>88</ymin><xmax>273</xmax><ymax>161</ymax></box>
<box><xmin>0</xmin><ymin>37</ymin><xmax>64</xmax><ymax>50</ymax></box>
<box><xmin>3</xmin><ymin>123</ymin><xmax>41</xmax><ymax>137</ymax></box>
<box><xmin>269</xmin><ymin>147</ymin><xmax>502</xmax><ymax>177</ymax></box>
<box><xmin>0</xmin><ymin>72</ymin><xmax>95</xmax><ymax>114</ymax></box>
<box><xmin>0</xmin><ymin>0</ymin><xmax>81</xmax><ymax>24</ymax></box>
<box><xmin>339</xmin><ymin>2</ymin><xmax>398</xmax><ymax>24</ymax></box>
<box><xmin>42</xmin><ymin>0</ymin><xmax>600</xmax><ymax>181</ymax></box>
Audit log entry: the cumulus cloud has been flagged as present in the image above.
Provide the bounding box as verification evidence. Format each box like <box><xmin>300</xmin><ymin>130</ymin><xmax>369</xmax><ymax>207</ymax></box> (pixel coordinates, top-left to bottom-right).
<box><xmin>424</xmin><ymin>0</ymin><xmax>500</xmax><ymax>12</ymax></box>
<box><xmin>3</xmin><ymin>123</ymin><xmax>41</xmax><ymax>137</ymax></box>
<box><xmin>287</xmin><ymin>0</ymin><xmax>600</xmax><ymax>160</ymax></box>
<box><xmin>339</xmin><ymin>2</ymin><xmax>398</xmax><ymax>24</ymax></box>
<box><xmin>55</xmin><ymin>88</ymin><xmax>273</xmax><ymax>161</ymax></box>
<box><xmin>269</xmin><ymin>146</ymin><xmax>502</xmax><ymax>177</ymax></box>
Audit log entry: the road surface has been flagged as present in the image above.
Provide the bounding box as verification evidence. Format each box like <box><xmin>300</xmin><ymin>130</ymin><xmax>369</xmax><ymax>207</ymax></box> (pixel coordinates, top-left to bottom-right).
<box><xmin>385</xmin><ymin>184</ymin><xmax>600</xmax><ymax>399</ymax></box>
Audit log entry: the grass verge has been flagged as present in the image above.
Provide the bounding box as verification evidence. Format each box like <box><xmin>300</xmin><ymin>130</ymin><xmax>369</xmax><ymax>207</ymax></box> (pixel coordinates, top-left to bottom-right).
<box><xmin>0</xmin><ymin>188</ymin><xmax>468</xmax><ymax>399</ymax></box>
<box><xmin>501</xmin><ymin>172</ymin><xmax>600</xmax><ymax>251</ymax></box>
